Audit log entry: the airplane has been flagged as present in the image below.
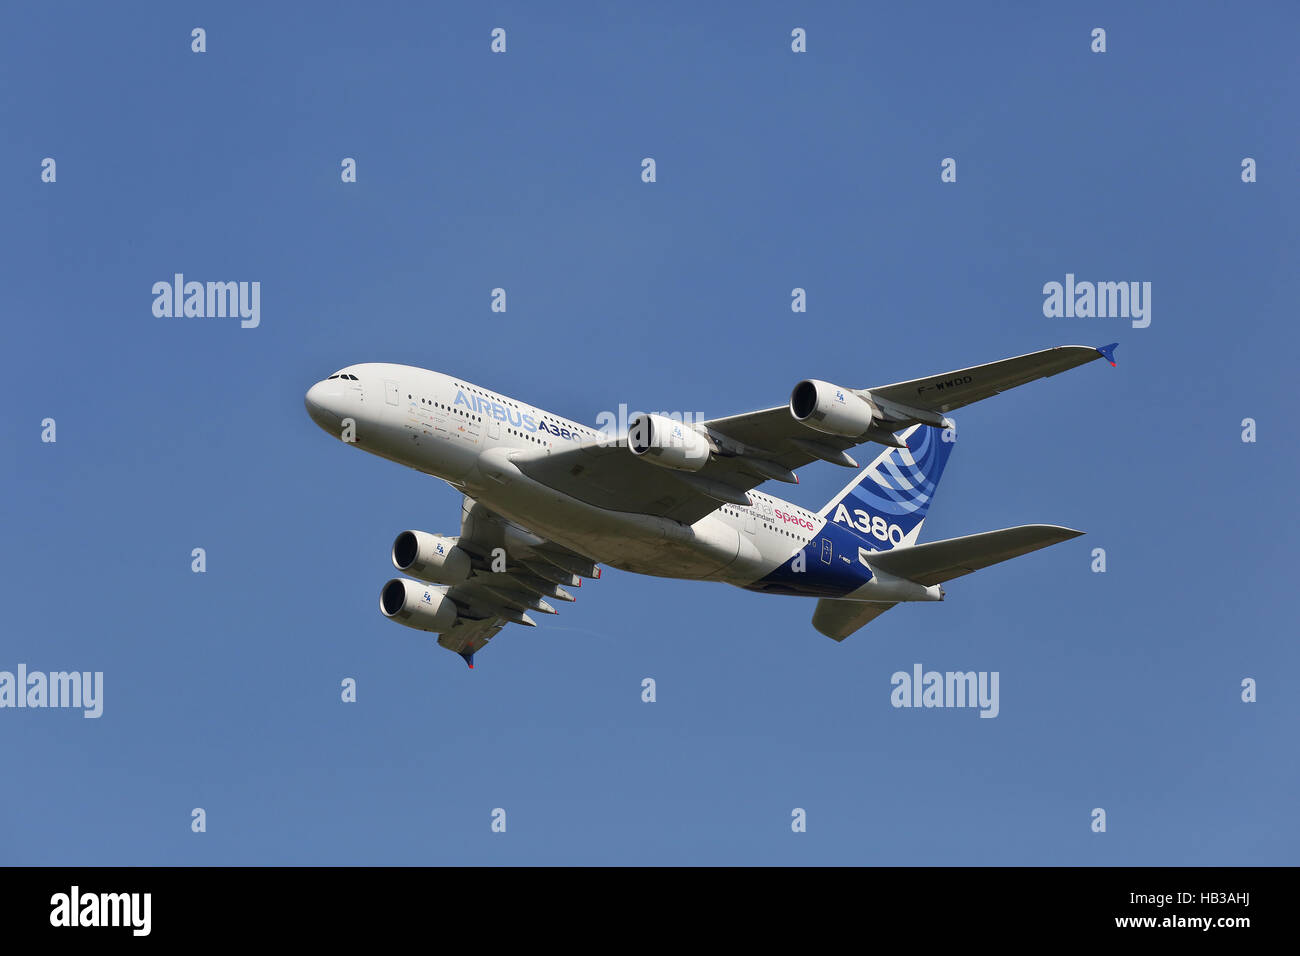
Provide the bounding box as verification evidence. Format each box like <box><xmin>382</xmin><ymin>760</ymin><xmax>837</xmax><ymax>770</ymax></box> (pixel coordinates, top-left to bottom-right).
<box><xmin>305</xmin><ymin>343</ymin><xmax>1118</xmax><ymax>668</ymax></box>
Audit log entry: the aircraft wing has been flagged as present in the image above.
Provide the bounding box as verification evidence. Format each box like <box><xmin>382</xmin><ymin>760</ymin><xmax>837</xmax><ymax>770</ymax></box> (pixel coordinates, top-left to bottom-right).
<box><xmin>866</xmin><ymin>343</ymin><xmax>1115</xmax><ymax>415</ymax></box>
<box><xmin>431</xmin><ymin>496</ymin><xmax>599</xmax><ymax>667</ymax></box>
<box><xmin>513</xmin><ymin>344</ymin><xmax>1115</xmax><ymax>524</ymax></box>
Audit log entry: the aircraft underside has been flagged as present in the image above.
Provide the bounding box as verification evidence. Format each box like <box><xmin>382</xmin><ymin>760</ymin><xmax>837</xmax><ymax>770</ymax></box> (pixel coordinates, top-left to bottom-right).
<box><xmin>305</xmin><ymin>343</ymin><xmax>1115</xmax><ymax>664</ymax></box>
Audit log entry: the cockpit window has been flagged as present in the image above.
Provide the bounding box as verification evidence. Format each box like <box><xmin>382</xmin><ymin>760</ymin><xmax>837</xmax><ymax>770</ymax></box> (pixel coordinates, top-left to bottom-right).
<box><xmin>327</xmin><ymin>375</ymin><xmax>339</xmax><ymax>380</ymax></box>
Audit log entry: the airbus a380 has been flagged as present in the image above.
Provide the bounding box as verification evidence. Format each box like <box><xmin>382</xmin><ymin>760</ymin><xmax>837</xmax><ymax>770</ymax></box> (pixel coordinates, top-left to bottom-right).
<box><xmin>305</xmin><ymin>343</ymin><xmax>1118</xmax><ymax>668</ymax></box>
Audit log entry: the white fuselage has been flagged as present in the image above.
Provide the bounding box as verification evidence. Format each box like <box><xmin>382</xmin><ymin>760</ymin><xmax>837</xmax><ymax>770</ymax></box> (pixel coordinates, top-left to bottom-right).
<box><xmin>304</xmin><ymin>363</ymin><xmax>826</xmax><ymax>588</ymax></box>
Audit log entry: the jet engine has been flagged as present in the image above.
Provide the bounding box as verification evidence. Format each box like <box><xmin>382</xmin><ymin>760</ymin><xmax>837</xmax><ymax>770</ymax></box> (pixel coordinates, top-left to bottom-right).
<box><xmin>789</xmin><ymin>380</ymin><xmax>880</xmax><ymax>437</ymax></box>
<box><xmin>627</xmin><ymin>413</ymin><xmax>710</xmax><ymax>472</ymax></box>
<box><xmin>379</xmin><ymin>578</ymin><xmax>458</xmax><ymax>633</ymax></box>
<box><xmin>391</xmin><ymin>530</ymin><xmax>472</xmax><ymax>585</ymax></box>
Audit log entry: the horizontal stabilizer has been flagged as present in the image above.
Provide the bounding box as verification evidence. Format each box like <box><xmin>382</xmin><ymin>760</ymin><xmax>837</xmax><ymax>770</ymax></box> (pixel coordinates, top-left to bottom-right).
<box><xmin>813</xmin><ymin>524</ymin><xmax>1083</xmax><ymax>642</ymax></box>
<box><xmin>812</xmin><ymin>599</ymin><xmax>898</xmax><ymax>642</ymax></box>
<box><xmin>863</xmin><ymin>524</ymin><xmax>1083</xmax><ymax>587</ymax></box>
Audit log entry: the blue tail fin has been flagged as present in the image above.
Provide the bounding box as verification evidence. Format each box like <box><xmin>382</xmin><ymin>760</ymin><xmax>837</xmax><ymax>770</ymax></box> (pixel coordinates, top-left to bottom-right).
<box><xmin>817</xmin><ymin>425</ymin><xmax>955</xmax><ymax>550</ymax></box>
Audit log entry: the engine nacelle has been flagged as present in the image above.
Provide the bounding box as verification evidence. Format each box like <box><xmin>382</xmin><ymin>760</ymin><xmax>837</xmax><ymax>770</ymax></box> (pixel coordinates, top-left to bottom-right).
<box><xmin>379</xmin><ymin>578</ymin><xmax>459</xmax><ymax>633</ymax></box>
<box><xmin>627</xmin><ymin>413</ymin><xmax>710</xmax><ymax>472</ymax></box>
<box><xmin>391</xmin><ymin>530</ymin><xmax>472</xmax><ymax>585</ymax></box>
<box><xmin>789</xmin><ymin>380</ymin><xmax>879</xmax><ymax>438</ymax></box>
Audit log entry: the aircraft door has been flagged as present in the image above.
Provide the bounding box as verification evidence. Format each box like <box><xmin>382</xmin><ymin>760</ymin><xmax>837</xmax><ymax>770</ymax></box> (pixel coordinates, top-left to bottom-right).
<box><xmin>384</xmin><ymin>380</ymin><xmax>400</xmax><ymax>406</ymax></box>
<box><xmin>820</xmin><ymin>538</ymin><xmax>833</xmax><ymax>564</ymax></box>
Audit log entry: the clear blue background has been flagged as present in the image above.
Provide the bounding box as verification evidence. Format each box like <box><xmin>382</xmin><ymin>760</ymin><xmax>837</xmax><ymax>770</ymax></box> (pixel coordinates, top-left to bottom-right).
<box><xmin>3</xmin><ymin>2</ymin><xmax>1296</xmax><ymax>865</ymax></box>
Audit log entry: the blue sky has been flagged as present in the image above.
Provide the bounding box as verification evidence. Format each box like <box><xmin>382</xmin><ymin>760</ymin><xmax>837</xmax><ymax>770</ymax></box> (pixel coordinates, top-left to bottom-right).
<box><xmin>2</xmin><ymin>2</ymin><xmax>1297</xmax><ymax>864</ymax></box>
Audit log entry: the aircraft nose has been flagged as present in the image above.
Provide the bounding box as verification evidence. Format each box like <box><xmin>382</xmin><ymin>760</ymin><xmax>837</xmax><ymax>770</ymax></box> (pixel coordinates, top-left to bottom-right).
<box><xmin>304</xmin><ymin>380</ymin><xmax>343</xmax><ymax>430</ymax></box>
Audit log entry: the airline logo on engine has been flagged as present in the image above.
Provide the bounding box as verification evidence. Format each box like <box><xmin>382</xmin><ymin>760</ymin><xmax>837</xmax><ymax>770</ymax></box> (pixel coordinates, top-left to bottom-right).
<box><xmin>832</xmin><ymin>503</ymin><xmax>905</xmax><ymax>545</ymax></box>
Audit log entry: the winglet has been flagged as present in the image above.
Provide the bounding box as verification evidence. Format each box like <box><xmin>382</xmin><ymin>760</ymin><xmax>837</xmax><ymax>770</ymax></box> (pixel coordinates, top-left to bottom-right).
<box><xmin>1097</xmin><ymin>342</ymin><xmax>1118</xmax><ymax>367</ymax></box>
<box><xmin>459</xmin><ymin>651</ymin><xmax>475</xmax><ymax>669</ymax></box>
